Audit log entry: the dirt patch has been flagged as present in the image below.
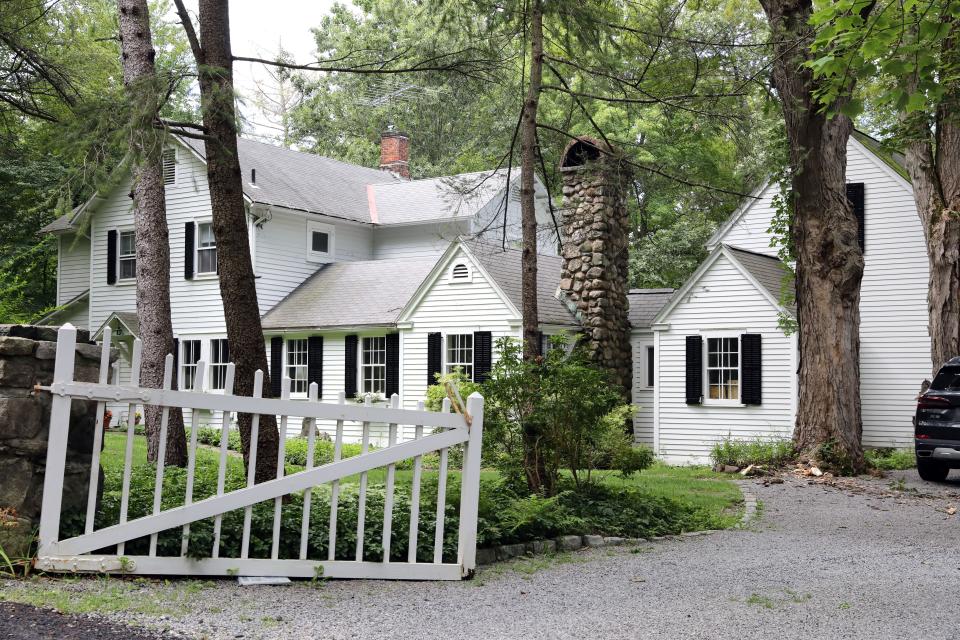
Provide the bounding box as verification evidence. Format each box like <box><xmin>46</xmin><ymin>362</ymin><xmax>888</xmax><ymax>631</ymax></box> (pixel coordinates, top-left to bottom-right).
<box><xmin>0</xmin><ymin>601</ymin><xmax>178</xmax><ymax>639</ymax></box>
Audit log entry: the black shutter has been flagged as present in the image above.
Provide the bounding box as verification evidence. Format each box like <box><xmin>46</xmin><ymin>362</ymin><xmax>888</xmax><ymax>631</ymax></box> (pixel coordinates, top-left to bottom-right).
<box><xmin>307</xmin><ymin>336</ymin><xmax>323</xmax><ymax>396</ymax></box>
<box><xmin>344</xmin><ymin>334</ymin><xmax>358</xmax><ymax>398</ymax></box>
<box><xmin>646</xmin><ymin>345</ymin><xmax>655</xmax><ymax>388</ymax></box>
<box><xmin>685</xmin><ymin>335</ymin><xmax>703</xmax><ymax>405</ymax></box>
<box><xmin>270</xmin><ymin>336</ymin><xmax>282</xmax><ymax>397</ymax></box>
<box><xmin>473</xmin><ymin>331</ymin><xmax>493</xmax><ymax>382</ymax></box>
<box><xmin>106</xmin><ymin>229</ymin><xmax>117</xmax><ymax>285</ymax></box>
<box><xmin>184</xmin><ymin>221</ymin><xmax>195</xmax><ymax>280</ymax></box>
<box><xmin>385</xmin><ymin>333</ymin><xmax>400</xmax><ymax>398</ymax></box>
<box><xmin>741</xmin><ymin>334</ymin><xmax>763</xmax><ymax>405</ymax></box>
<box><xmin>846</xmin><ymin>182</ymin><xmax>865</xmax><ymax>252</ymax></box>
<box><xmin>172</xmin><ymin>338</ymin><xmax>179</xmax><ymax>389</ymax></box>
<box><xmin>426</xmin><ymin>332</ymin><xmax>442</xmax><ymax>386</ymax></box>
<box><xmin>538</xmin><ymin>332</ymin><xmax>547</xmax><ymax>356</ymax></box>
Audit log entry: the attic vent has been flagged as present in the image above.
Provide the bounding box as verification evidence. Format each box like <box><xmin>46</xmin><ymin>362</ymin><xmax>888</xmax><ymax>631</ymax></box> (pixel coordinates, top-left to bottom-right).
<box><xmin>509</xmin><ymin>183</ymin><xmax>521</xmax><ymax>202</ymax></box>
<box><xmin>162</xmin><ymin>148</ymin><xmax>176</xmax><ymax>185</ymax></box>
<box><xmin>451</xmin><ymin>262</ymin><xmax>471</xmax><ymax>282</ymax></box>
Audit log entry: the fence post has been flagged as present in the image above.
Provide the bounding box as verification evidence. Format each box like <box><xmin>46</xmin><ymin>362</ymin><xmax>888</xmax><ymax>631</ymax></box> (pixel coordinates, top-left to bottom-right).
<box><xmin>38</xmin><ymin>324</ymin><xmax>78</xmax><ymax>553</ymax></box>
<box><xmin>457</xmin><ymin>392</ymin><xmax>484</xmax><ymax>577</ymax></box>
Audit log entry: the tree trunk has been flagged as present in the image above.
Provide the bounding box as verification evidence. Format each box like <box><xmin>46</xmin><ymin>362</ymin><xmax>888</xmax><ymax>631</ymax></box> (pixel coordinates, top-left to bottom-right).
<box><xmin>117</xmin><ymin>0</ymin><xmax>187</xmax><ymax>467</ymax></box>
<box><xmin>177</xmin><ymin>0</ymin><xmax>280</xmax><ymax>483</ymax></box>
<box><xmin>761</xmin><ymin>0</ymin><xmax>866</xmax><ymax>470</ymax></box>
<box><xmin>519</xmin><ymin>0</ymin><xmax>547</xmax><ymax>494</ymax></box>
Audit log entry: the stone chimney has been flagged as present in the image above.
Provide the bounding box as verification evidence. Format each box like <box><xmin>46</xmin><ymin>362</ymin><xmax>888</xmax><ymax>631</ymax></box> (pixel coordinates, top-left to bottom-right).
<box><xmin>558</xmin><ymin>137</ymin><xmax>632</xmax><ymax>397</ymax></box>
<box><xmin>379</xmin><ymin>130</ymin><xmax>410</xmax><ymax>179</ymax></box>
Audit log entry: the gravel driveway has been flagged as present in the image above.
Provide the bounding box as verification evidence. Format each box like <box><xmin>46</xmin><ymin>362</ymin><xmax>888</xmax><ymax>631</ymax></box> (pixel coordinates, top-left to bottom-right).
<box><xmin>3</xmin><ymin>470</ymin><xmax>959</xmax><ymax>640</ymax></box>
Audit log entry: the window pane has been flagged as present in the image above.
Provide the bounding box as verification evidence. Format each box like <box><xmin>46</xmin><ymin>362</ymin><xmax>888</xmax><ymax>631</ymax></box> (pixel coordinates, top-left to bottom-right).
<box><xmin>119</xmin><ymin>258</ymin><xmax>136</xmax><ymax>280</ymax></box>
<box><xmin>120</xmin><ymin>231</ymin><xmax>135</xmax><ymax>256</ymax></box>
<box><xmin>361</xmin><ymin>337</ymin><xmax>386</xmax><ymax>395</ymax></box>
<box><xmin>210</xmin><ymin>338</ymin><xmax>228</xmax><ymax>390</ymax></box>
<box><xmin>198</xmin><ymin>223</ymin><xmax>215</xmax><ymax>248</ymax></box>
<box><xmin>287</xmin><ymin>339</ymin><xmax>308</xmax><ymax>394</ymax></box>
<box><xmin>705</xmin><ymin>336</ymin><xmax>740</xmax><ymax>401</ymax></box>
<box><xmin>312</xmin><ymin>231</ymin><xmax>329</xmax><ymax>253</ymax></box>
<box><xmin>198</xmin><ymin>247</ymin><xmax>217</xmax><ymax>273</ymax></box>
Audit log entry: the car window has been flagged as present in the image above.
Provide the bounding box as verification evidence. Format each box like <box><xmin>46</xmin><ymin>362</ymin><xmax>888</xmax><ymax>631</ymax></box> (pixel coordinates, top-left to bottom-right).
<box><xmin>931</xmin><ymin>366</ymin><xmax>960</xmax><ymax>391</ymax></box>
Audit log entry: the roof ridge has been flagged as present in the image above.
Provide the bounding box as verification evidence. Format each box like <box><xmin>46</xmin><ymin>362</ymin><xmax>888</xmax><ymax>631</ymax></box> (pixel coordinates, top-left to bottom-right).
<box><xmin>236</xmin><ymin>136</ymin><xmax>395</xmax><ymax>178</ymax></box>
<box><xmin>723</xmin><ymin>244</ymin><xmax>785</xmax><ymax>262</ymax></box>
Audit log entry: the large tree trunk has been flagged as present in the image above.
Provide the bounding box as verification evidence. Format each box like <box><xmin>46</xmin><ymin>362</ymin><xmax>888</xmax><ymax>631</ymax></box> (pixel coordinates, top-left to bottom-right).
<box><xmin>176</xmin><ymin>0</ymin><xmax>280</xmax><ymax>483</ymax></box>
<box><xmin>761</xmin><ymin>0</ymin><xmax>866</xmax><ymax>470</ymax></box>
<box><xmin>519</xmin><ymin>0</ymin><xmax>548</xmax><ymax>495</ymax></box>
<box><xmin>117</xmin><ymin>0</ymin><xmax>187</xmax><ymax>467</ymax></box>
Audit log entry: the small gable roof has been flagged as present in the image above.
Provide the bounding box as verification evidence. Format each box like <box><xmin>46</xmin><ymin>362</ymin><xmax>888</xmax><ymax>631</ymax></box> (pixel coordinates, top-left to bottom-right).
<box><xmin>92</xmin><ymin>310</ymin><xmax>139</xmax><ymax>340</ymax></box>
<box><xmin>261</xmin><ymin>256</ymin><xmax>439</xmax><ymax>330</ymax></box>
<box><xmin>627</xmin><ymin>289</ymin><xmax>674</xmax><ymax>329</ymax></box>
<box><xmin>463</xmin><ymin>239</ymin><xmax>578</xmax><ymax>326</ymax></box>
<box><xmin>725</xmin><ymin>246</ymin><xmax>795</xmax><ymax>315</ymax></box>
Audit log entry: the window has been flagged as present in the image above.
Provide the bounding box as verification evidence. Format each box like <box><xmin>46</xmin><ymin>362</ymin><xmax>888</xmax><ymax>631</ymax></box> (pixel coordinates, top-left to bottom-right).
<box><xmin>196</xmin><ymin>222</ymin><xmax>217</xmax><ymax>274</ymax></box>
<box><xmin>181</xmin><ymin>340</ymin><xmax>201</xmax><ymax>391</ymax></box>
<box><xmin>646</xmin><ymin>346</ymin><xmax>655</xmax><ymax>388</ymax></box>
<box><xmin>361</xmin><ymin>336</ymin><xmax>386</xmax><ymax>394</ymax></box>
<box><xmin>286</xmin><ymin>339</ymin><xmax>308</xmax><ymax>395</ymax></box>
<box><xmin>306</xmin><ymin>221</ymin><xmax>334</xmax><ymax>262</ymax></box>
<box><xmin>450</xmin><ymin>262</ymin><xmax>471</xmax><ymax>282</ymax></box>
<box><xmin>446</xmin><ymin>334</ymin><xmax>473</xmax><ymax>378</ymax></box>
<box><xmin>162</xmin><ymin>148</ymin><xmax>176</xmax><ymax>185</ymax></box>
<box><xmin>118</xmin><ymin>230</ymin><xmax>136</xmax><ymax>280</ymax></box>
<box><xmin>210</xmin><ymin>338</ymin><xmax>229</xmax><ymax>390</ymax></box>
<box><xmin>706</xmin><ymin>337</ymin><xmax>739</xmax><ymax>401</ymax></box>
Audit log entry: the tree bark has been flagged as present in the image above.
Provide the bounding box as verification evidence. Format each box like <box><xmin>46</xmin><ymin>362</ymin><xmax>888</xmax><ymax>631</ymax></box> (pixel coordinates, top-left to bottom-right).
<box><xmin>175</xmin><ymin>0</ymin><xmax>280</xmax><ymax>483</ymax></box>
<box><xmin>902</xmin><ymin>25</ymin><xmax>960</xmax><ymax>376</ymax></box>
<box><xmin>519</xmin><ymin>0</ymin><xmax>547</xmax><ymax>494</ymax></box>
<box><xmin>117</xmin><ymin>0</ymin><xmax>187</xmax><ymax>467</ymax></box>
<box><xmin>761</xmin><ymin>0</ymin><xmax>866</xmax><ymax>470</ymax></box>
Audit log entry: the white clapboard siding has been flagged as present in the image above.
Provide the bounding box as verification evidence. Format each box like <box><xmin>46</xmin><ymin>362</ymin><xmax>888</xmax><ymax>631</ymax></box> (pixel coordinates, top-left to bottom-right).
<box><xmin>372</xmin><ymin>221</ymin><xmax>469</xmax><ymax>260</ymax></box>
<box><xmin>656</xmin><ymin>254</ymin><xmax>794</xmax><ymax>464</ymax></box>
<box><xmin>402</xmin><ymin>246</ymin><xmax>519</xmax><ymax>417</ymax></box>
<box><xmin>631</xmin><ymin>333</ymin><xmax>655</xmax><ymax>446</ymax></box>
<box><xmin>55</xmin><ymin>296</ymin><xmax>89</xmax><ymax>330</ymax></box>
<box><xmin>708</xmin><ymin>137</ymin><xmax>931</xmax><ymax>449</ymax></box>
<box><xmin>57</xmin><ymin>233</ymin><xmax>90</xmax><ymax>305</ymax></box>
<box><xmin>256</xmin><ymin>209</ymin><xmax>373</xmax><ymax>314</ymax></box>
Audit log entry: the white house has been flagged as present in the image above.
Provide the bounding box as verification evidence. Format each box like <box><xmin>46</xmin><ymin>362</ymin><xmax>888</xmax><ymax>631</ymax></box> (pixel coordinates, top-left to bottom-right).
<box><xmin>636</xmin><ymin>131</ymin><xmax>931</xmax><ymax>463</ymax></box>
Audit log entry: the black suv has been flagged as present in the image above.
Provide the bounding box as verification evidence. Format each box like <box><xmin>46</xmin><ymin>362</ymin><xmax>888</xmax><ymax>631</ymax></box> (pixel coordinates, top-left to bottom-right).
<box><xmin>915</xmin><ymin>357</ymin><xmax>960</xmax><ymax>482</ymax></box>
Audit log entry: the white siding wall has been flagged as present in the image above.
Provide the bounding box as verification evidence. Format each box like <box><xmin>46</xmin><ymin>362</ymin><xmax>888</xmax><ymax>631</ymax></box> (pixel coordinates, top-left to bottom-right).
<box><xmin>372</xmin><ymin>221</ymin><xmax>468</xmax><ymax>260</ymax></box>
<box><xmin>655</xmin><ymin>255</ymin><xmax>794</xmax><ymax>464</ymax></box>
<box><xmin>55</xmin><ymin>297</ymin><xmax>89</xmax><ymax>329</ymax></box>
<box><xmin>57</xmin><ymin>233</ymin><xmax>90</xmax><ymax>304</ymax></box>
<box><xmin>631</xmin><ymin>332</ymin><xmax>655</xmax><ymax>446</ymax></box>
<box><xmin>708</xmin><ymin>138</ymin><xmax>930</xmax><ymax>448</ymax></box>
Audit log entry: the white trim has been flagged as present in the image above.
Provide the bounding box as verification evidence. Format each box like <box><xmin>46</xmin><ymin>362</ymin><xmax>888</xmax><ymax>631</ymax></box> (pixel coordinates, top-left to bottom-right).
<box><xmin>848</xmin><ymin>135</ymin><xmax>913</xmax><ymax>194</ymax></box>
<box><xmin>116</xmin><ymin>227</ymin><xmax>137</xmax><ymax>283</ymax></box>
<box><xmin>193</xmin><ymin>219</ymin><xmax>218</xmax><ymax>276</ymax></box>
<box><xmin>283</xmin><ymin>336</ymin><xmax>309</xmax><ymax>398</ymax></box>
<box><xmin>705</xmin><ymin>181</ymin><xmax>769</xmax><ymax>251</ymax></box>
<box><xmin>701</xmin><ymin>331</ymin><xmax>743</xmax><ymax>406</ymax></box>
<box><xmin>306</xmin><ymin>220</ymin><xmax>335</xmax><ymax>263</ymax></box>
<box><xmin>448</xmin><ymin>261</ymin><xmax>473</xmax><ymax>283</ymax></box>
<box><xmin>653</xmin><ymin>329</ymin><xmax>661</xmax><ymax>455</ymax></box>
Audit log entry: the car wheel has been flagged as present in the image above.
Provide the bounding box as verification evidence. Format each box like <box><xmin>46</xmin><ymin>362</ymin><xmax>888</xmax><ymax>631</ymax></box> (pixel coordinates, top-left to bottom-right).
<box><xmin>916</xmin><ymin>457</ymin><xmax>950</xmax><ymax>482</ymax></box>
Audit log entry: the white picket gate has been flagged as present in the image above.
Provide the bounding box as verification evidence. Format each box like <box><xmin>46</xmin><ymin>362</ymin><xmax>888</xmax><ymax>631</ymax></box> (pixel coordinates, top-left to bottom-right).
<box><xmin>35</xmin><ymin>324</ymin><xmax>484</xmax><ymax>580</ymax></box>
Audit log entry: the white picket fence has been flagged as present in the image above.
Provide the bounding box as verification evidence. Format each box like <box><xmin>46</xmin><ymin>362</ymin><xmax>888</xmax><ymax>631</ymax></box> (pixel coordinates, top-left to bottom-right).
<box><xmin>36</xmin><ymin>324</ymin><xmax>484</xmax><ymax>580</ymax></box>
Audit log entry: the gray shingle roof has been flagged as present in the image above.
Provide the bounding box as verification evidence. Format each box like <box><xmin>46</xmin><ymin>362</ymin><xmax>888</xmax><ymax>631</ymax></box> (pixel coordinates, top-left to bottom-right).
<box><xmin>627</xmin><ymin>289</ymin><xmax>674</xmax><ymax>329</ymax></box>
<box><xmin>725</xmin><ymin>246</ymin><xmax>795</xmax><ymax>315</ymax></box>
<box><xmin>261</xmin><ymin>257</ymin><xmax>439</xmax><ymax>330</ymax></box>
<box><xmin>464</xmin><ymin>240</ymin><xmax>579</xmax><ymax>326</ymax></box>
<box><xmin>368</xmin><ymin>170</ymin><xmax>509</xmax><ymax>225</ymax></box>
<box><xmin>39</xmin><ymin>213</ymin><xmax>75</xmax><ymax>233</ymax></box>
<box><xmin>181</xmin><ymin>136</ymin><xmax>399</xmax><ymax>223</ymax></box>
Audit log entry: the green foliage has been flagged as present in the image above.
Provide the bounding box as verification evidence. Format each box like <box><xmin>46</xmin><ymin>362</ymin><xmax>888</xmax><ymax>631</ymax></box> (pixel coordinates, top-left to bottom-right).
<box><xmin>629</xmin><ymin>212</ymin><xmax>714</xmax><ymax>289</ymax></box>
<box><xmin>424</xmin><ymin>369</ymin><xmax>482</xmax><ymax>413</ymax></box>
<box><xmin>865</xmin><ymin>448</ymin><xmax>916</xmax><ymax>471</ymax></box>
<box><xmin>710</xmin><ymin>436</ymin><xmax>795</xmax><ymax>468</ymax></box>
<box><xmin>481</xmin><ymin>336</ymin><xmax>652</xmax><ymax>494</ymax></box>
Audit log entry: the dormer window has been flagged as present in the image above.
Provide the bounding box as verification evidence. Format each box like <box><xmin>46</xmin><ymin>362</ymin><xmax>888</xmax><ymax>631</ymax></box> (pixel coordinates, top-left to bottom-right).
<box><xmin>450</xmin><ymin>262</ymin><xmax>471</xmax><ymax>283</ymax></box>
<box><xmin>306</xmin><ymin>221</ymin><xmax>335</xmax><ymax>262</ymax></box>
<box><xmin>162</xmin><ymin>148</ymin><xmax>176</xmax><ymax>185</ymax></box>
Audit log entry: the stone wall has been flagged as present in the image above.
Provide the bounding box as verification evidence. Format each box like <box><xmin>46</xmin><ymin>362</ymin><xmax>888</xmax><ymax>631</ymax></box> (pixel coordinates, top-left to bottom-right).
<box><xmin>558</xmin><ymin>142</ymin><xmax>633</xmax><ymax>397</ymax></box>
<box><xmin>0</xmin><ymin>325</ymin><xmax>106</xmax><ymax>535</ymax></box>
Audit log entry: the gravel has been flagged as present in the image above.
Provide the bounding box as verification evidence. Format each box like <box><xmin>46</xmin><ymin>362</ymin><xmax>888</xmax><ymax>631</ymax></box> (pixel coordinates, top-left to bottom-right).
<box><xmin>4</xmin><ymin>469</ymin><xmax>960</xmax><ymax>640</ymax></box>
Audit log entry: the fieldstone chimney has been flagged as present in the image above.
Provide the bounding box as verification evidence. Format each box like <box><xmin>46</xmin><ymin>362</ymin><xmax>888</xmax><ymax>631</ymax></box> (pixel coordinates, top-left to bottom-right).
<box><xmin>558</xmin><ymin>137</ymin><xmax>632</xmax><ymax>397</ymax></box>
<box><xmin>379</xmin><ymin>130</ymin><xmax>410</xmax><ymax>179</ymax></box>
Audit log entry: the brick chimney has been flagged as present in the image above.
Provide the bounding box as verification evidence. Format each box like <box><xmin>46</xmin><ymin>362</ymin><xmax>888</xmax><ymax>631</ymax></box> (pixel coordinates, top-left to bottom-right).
<box><xmin>379</xmin><ymin>131</ymin><xmax>410</xmax><ymax>179</ymax></box>
<box><xmin>557</xmin><ymin>136</ymin><xmax>633</xmax><ymax>398</ymax></box>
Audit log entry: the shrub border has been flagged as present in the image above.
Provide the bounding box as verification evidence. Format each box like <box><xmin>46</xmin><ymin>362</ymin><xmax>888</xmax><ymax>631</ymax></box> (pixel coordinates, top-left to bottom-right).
<box><xmin>475</xmin><ymin>486</ymin><xmax>759</xmax><ymax>566</ymax></box>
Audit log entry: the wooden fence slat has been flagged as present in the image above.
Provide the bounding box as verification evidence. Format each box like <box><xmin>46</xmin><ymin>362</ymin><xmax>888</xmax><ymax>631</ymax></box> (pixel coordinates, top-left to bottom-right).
<box><xmin>407</xmin><ymin>401</ymin><xmax>424</xmax><ymax>564</ymax></box>
<box><xmin>328</xmin><ymin>391</ymin><xmax>345</xmax><ymax>561</ymax></box>
<box><xmin>241</xmin><ymin>370</ymin><xmax>264</xmax><ymax>560</ymax></box>
<box><xmin>271</xmin><ymin>378</ymin><xmax>291</xmax><ymax>560</ymax></box>
<box><xmin>117</xmin><ymin>338</ymin><xmax>142</xmax><ymax>556</ymax></box>
<box><xmin>299</xmin><ymin>382</ymin><xmax>319</xmax><ymax>560</ymax></box>
<box><xmin>212</xmin><ymin>364</ymin><xmax>236</xmax><ymax>559</ymax></box>
<box><xmin>355</xmin><ymin>394</ymin><xmax>372</xmax><ymax>562</ymax></box>
<box><xmin>381</xmin><ymin>394</ymin><xmax>400</xmax><ymax>563</ymax></box>
<box><xmin>85</xmin><ymin>326</ymin><xmax>112</xmax><ymax>535</ymax></box>
<box><xmin>180</xmin><ymin>361</ymin><xmax>206</xmax><ymax>557</ymax></box>
<box><xmin>149</xmin><ymin>354</ymin><xmax>175</xmax><ymax>556</ymax></box>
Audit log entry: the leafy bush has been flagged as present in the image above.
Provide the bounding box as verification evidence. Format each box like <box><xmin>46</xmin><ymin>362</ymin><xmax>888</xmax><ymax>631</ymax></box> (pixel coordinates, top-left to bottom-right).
<box><xmin>865</xmin><ymin>448</ymin><xmax>915</xmax><ymax>471</ymax></box>
<box><xmin>424</xmin><ymin>369</ymin><xmax>482</xmax><ymax>413</ymax></box>
<box><xmin>710</xmin><ymin>436</ymin><xmax>795</xmax><ymax>468</ymax></box>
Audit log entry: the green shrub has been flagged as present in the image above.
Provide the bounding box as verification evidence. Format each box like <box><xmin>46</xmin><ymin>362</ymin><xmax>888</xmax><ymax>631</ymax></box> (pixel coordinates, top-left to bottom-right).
<box><xmin>710</xmin><ymin>436</ymin><xmax>795</xmax><ymax>468</ymax></box>
<box><xmin>865</xmin><ymin>448</ymin><xmax>915</xmax><ymax>470</ymax></box>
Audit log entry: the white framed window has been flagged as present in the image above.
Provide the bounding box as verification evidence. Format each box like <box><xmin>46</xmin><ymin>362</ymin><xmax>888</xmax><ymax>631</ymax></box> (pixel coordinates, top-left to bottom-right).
<box><xmin>162</xmin><ymin>148</ymin><xmax>176</xmax><ymax>185</ymax></box>
<box><xmin>361</xmin><ymin>336</ymin><xmax>386</xmax><ymax>394</ymax></box>
<box><xmin>210</xmin><ymin>338</ymin><xmax>229</xmax><ymax>391</ymax></box>
<box><xmin>445</xmin><ymin>333</ymin><xmax>473</xmax><ymax>378</ymax></box>
<box><xmin>705</xmin><ymin>335</ymin><xmax>740</xmax><ymax>403</ymax></box>
<box><xmin>286</xmin><ymin>338</ymin><xmax>308</xmax><ymax>395</ymax></box>
<box><xmin>645</xmin><ymin>345</ymin><xmax>655</xmax><ymax>388</ymax></box>
<box><xmin>118</xmin><ymin>230</ymin><xmax>136</xmax><ymax>280</ymax></box>
<box><xmin>306</xmin><ymin>221</ymin><xmax>335</xmax><ymax>262</ymax></box>
<box><xmin>449</xmin><ymin>262</ymin><xmax>472</xmax><ymax>283</ymax></box>
<box><xmin>196</xmin><ymin>221</ymin><xmax>217</xmax><ymax>274</ymax></box>
<box><xmin>181</xmin><ymin>339</ymin><xmax>201</xmax><ymax>391</ymax></box>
